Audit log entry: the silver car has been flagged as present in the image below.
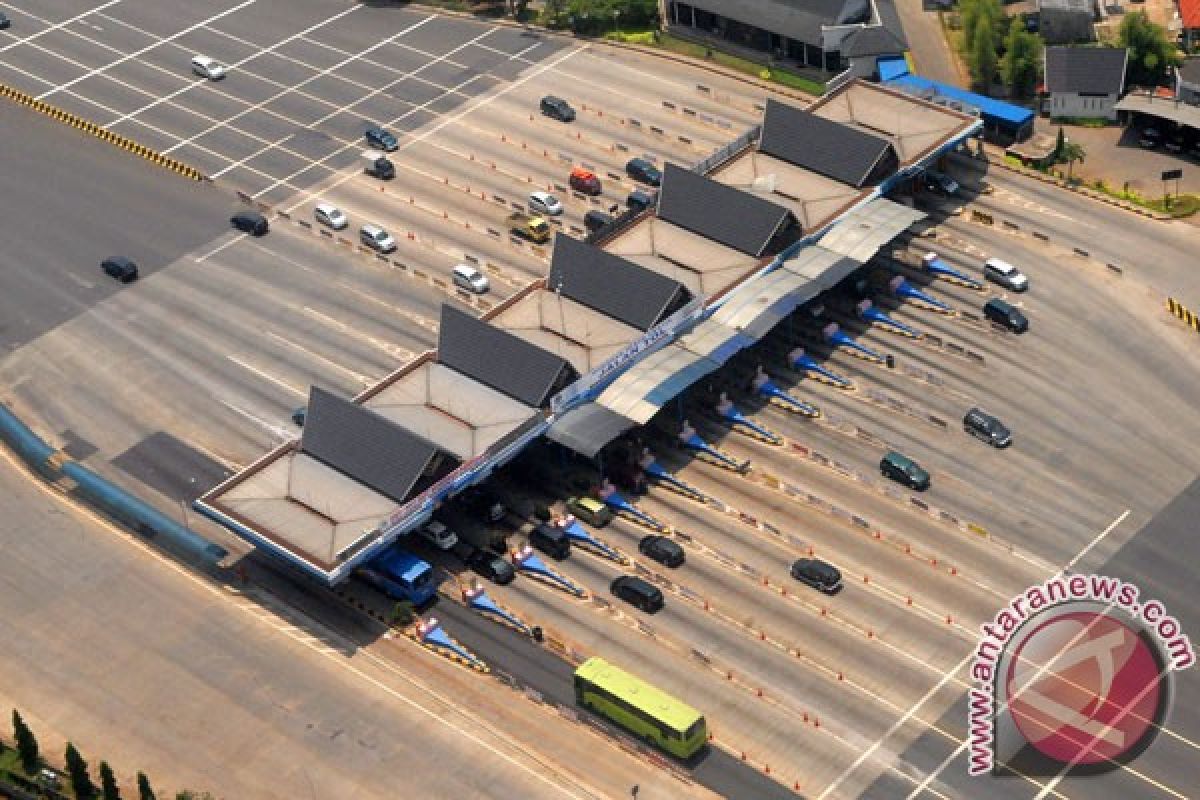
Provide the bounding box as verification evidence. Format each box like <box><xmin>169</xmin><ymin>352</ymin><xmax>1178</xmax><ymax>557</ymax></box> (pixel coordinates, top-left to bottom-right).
<box><xmin>528</xmin><ymin>191</ymin><xmax>563</xmax><ymax>216</ymax></box>
<box><xmin>360</xmin><ymin>224</ymin><xmax>396</xmax><ymax>254</ymax></box>
<box><xmin>191</xmin><ymin>55</ymin><xmax>227</xmax><ymax>80</ymax></box>
<box><xmin>314</xmin><ymin>203</ymin><xmax>348</xmax><ymax>230</ymax></box>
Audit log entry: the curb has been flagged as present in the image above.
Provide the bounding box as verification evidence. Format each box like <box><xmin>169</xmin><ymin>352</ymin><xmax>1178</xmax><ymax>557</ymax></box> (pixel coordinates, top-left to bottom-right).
<box><xmin>0</xmin><ymin>82</ymin><xmax>207</xmax><ymax>182</ymax></box>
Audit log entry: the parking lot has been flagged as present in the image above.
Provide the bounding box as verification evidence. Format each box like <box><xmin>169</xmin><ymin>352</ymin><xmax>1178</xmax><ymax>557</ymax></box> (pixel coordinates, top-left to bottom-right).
<box><xmin>0</xmin><ymin>0</ymin><xmax>763</xmax><ymax>287</ymax></box>
<box><xmin>4</xmin><ymin>2</ymin><xmax>1200</xmax><ymax>799</ymax></box>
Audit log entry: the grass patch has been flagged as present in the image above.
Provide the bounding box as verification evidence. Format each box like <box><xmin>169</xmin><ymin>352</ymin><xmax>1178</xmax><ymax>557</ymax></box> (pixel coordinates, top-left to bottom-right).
<box><xmin>655</xmin><ymin>35</ymin><xmax>824</xmax><ymax>94</ymax></box>
<box><xmin>1049</xmin><ymin>116</ymin><xmax>1111</xmax><ymax>128</ymax></box>
<box><xmin>603</xmin><ymin>29</ymin><xmax>659</xmax><ymax>45</ymax></box>
<box><xmin>1143</xmin><ymin>193</ymin><xmax>1200</xmax><ymax>217</ymax></box>
<box><xmin>940</xmin><ymin>11</ymin><xmax>966</xmax><ymax>57</ymax></box>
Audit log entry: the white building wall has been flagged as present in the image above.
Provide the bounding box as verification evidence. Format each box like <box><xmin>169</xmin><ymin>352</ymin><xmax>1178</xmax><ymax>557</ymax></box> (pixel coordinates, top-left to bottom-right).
<box><xmin>1049</xmin><ymin>91</ymin><xmax>1118</xmax><ymax>120</ymax></box>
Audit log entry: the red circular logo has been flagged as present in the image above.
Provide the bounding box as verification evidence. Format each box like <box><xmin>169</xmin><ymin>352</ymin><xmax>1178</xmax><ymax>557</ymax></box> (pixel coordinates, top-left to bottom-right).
<box><xmin>1006</xmin><ymin>611</ymin><xmax>1163</xmax><ymax>766</ymax></box>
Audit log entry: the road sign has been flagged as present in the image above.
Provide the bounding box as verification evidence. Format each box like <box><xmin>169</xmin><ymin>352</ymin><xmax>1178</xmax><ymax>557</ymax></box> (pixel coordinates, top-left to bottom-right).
<box><xmin>1162</xmin><ymin>169</ymin><xmax>1183</xmax><ymax>181</ymax></box>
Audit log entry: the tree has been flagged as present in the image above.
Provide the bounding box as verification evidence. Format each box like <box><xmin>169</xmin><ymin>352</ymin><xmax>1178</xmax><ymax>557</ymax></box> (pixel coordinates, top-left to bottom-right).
<box><xmin>1001</xmin><ymin>17</ymin><xmax>1041</xmax><ymax>97</ymax></box>
<box><xmin>99</xmin><ymin>761</ymin><xmax>121</xmax><ymax>800</ymax></box>
<box><xmin>970</xmin><ymin>21</ymin><xmax>998</xmax><ymax>90</ymax></box>
<box><xmin>65</xmin><ymin>743</ymin><xmax>96</xmax><ymax>799</ymax></box>
<box><xmin>1059</xmin><ymin>140</ymin><xmax>1086</xmax><ymax>180</ymax></box>
<box><xmin>1055</xmin><ymin>126</ymin><xmax>1066</xmax><ymax>159</ymax></box>
<box><xmin>1118</xmin><ymin>12</ymin><xmax>1181</xmax><ymax>86</ymax></box>
<box><xmin>12</xmin><ymin>710</ymin><xmax>39</xmax><ymax>774</ymax></box>
<box><xmin>136</xmin><ymin>772</ymin><xmax>157</xmax><ymax>800</ymax></box>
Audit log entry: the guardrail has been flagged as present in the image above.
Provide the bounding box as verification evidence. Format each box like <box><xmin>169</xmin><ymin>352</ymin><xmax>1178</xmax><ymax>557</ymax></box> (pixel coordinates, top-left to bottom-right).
<box><xmin>0</xmin><ymin>402</ymin><xmax>227</xmax><ymax>564</ymax></box>
<box><xmin>0</xmin><ymin>82</ymin><xmax>207</xmax><ymax>181</ymax></box>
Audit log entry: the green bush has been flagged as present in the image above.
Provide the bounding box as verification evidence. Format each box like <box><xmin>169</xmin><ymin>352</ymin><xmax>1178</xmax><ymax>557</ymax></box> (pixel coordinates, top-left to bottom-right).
<box><xmin>533</xmin><ymin>505</ymin><xmax>552</xmax><ymax>521</ymax></box>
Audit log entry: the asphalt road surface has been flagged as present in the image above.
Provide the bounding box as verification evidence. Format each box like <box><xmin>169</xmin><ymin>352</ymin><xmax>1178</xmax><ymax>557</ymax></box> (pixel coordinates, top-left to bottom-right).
<box><xmin>0</xmin><ymin>101</ymin><xmax>234</xmax><ymax>352</ymax></box>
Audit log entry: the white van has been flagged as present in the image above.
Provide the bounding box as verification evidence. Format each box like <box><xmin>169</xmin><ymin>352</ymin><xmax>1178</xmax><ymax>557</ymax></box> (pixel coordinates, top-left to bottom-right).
<box><xmin>453</xmin><ymin>263</ymin><xmax>489</xmax><ymax>294</ymax></box>
<box><xmin>983</xmin><ymin>258</ymin><xmax>1028</xmax><ymax>292</ymax></box>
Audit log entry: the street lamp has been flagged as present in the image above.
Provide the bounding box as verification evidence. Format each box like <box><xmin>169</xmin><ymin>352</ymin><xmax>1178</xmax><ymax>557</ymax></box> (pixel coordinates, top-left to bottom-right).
<box><xmin>613</xmin><ymin>10</ymin><xmax>621</xmax><ymax>35</ymax></box>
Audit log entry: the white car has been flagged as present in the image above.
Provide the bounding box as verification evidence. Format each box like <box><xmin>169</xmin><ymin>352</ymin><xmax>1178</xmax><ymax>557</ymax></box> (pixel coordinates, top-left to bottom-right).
<box><xmin>419</xmin><ymin>520</ymin><xmax>459</xmax><ymax>550</ymax></box>
<box><xmin>314</xmin><ymin>203</ymin><xmax>348</xmax><ymax>230</ymax></box>
<box><xmin>452</xmin><ymin>263</ymin><xmax>489</xmax><ymax>294</ymax></box>
<box><xmin>360</xmin><ymin>223</ymin><xmax>396</xmax><ymax>254</ymax></box>
<box><xmin>528</xmin><ymin>191</ymin><xmax>563</xmax><ymax>216</ymax></box>
<box><xmin>191</xmin><ymin>55</ymin><xmax>227</xmax><ymax>80</ymax></box>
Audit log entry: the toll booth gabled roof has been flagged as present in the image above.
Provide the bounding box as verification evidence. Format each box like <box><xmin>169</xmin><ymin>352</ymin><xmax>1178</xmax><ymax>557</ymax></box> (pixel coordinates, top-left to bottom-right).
<box><xmin>760</xmin><ymin>99</ymin><xmax>898</xmax><ymax>188</ymax></box>
<box><xmin>300</xmin><ymin>386</ymin><xmax>460</xmax><ymax>505</ymax></box>
<box><xmin>548</xmin><ymin>234</ymin><xmax>691</xmax><ymax>331</ymax></box>
<box><xmin>438</xmin><ymin>305</ymin><xmax>578</xmax><ymax>408</ymax></box>
<box><xmin>657</xmin><ymin>163</ymin><xmax>798</xmax><ymax>257</ymax></box>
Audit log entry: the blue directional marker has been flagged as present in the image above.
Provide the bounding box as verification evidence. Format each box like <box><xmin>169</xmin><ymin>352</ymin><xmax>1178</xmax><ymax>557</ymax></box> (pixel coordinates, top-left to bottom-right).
<box><xmin>638</xmin><ymin>449</ymin><xmax>707</xmax><ymax>500</ymax></box>
<box><xmin>676</xmin><ymin>420</ymin><xmax>750</xmax><ymax>472</ymax></box>
<box><xmin>822</xmin><ymin>322</ymin><xmax>885</xmax><ymax>363</ymax></box>
<box><xmin>511</xmin><ymin>545</ymin><xmax>586</xmax><ymax>596</ymax></box>
<box><xmin>598</xmin><ymin>482</ymin><xmax>669</xmax><ymax>530</ymax></box>
<box><xmin>752</xmin><ymin>366</ymin><xmax>820</xmax><ymax>416</ymax></box>
<box><xmin>921</xmin><ymin>252</ymin><xmax>984</xmax><ymax>290</ymax></box>
<box><xmin>462</xmin><ymin>583</ymin><xmax>536</xmax><ymax>637</ymax></box>
<box><xmin>888</xmin><ymin>275</ymin><xmax>954</xmax><ymax>314</ymax></box>
<box><xmin>788</xmin><ymin>347</ymin><xmax>853</xmax><ymax>388</ymax></box>
<box><xmin>555</xmin><ymin>515</ymin><xmax>626</xmax><ymax>563</ymax></box>
<box><xmin>415</xmin><ymin>616</ymin><xmax>489</xmax><ymax>671</ymax></box>
<box><xmin>715</xmin><ymin>392</ymin><xmax>783</xmax><ymax>444</ymax></box>
<box><xmin>857</xmin><ymin>299</ymin><xmax>923</xmax><ymax>338</ymax></box>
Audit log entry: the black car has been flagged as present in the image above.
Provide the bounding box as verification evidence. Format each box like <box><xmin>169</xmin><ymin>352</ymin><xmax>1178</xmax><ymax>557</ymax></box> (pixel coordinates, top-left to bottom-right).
<box><xmin>583</xmin><ymin>210</ymin><xmax>613</xmax><ymax>233</ymax></box>
<box><xmin>1137</xmin><ymin>128</ymin><xmax>1162</xmax><ymax>148</ymax></box>
<box><xmin>625</xmin><ymin>158</ymin><xmax>662</xmax><ymax>187</ymax></box>
<box><xmin>468</xmin><ymin>550</ymin><xmax>516</xmax><ymax>585</ymax></box>
<box><xmin>611</xmin><ymin>575</ymin><xmax>664</xmax><ymax>613</ymax></box>
<box><xmin>790</xmin><ymin>558</ymin><xmax>843</xmax><ymax>594</ymax></box>
<box><xmin>879</xmin><ymin>451</ymin><xmax>931</xmax><ymax>491</ymax></box>
<box><xmin>364</xmin><ymin>125</ymin><xmax>398</xmax><ymax>151</ymax></box>
<box><xmin>1166</xmin><ymin>132</ymin><xmax>1186</xmax><ymax>153</ymax></box>
<box><xmin>0</xmin><ymin>11</ymin><xmax>10</xmax><ymax>29</ymax></box>
<box><xmin>963</xmin><ymin>407</ymin><xmax>1012</xmax><ymax>448</ymax></box>
<box><xmin>231</xmin><ymin>210</ymin><xmax>268</xmax><ymax>236</ymax></box>
<box><xmin>291</xmin><ymin>407</ymin><xmax>306</xmax><ymax>426</ymax></box>
<box><xmin>983</xmin><ymin>297</ymin><xmax>1028</xmax><ymax>333</ymax></box>
<box><xmin>638</xmin><ymin>535</ymin><xmax>685</xmax><ymax>568</ymax></box>
<box><xmin>540</xmin><ymin>95</ymin><xmax>575</xmax><ymax>122</ymax></box>
<box><xmin>627</xmin><ymin>189</ymin><xmax>656</xmax><ymax>212</ymax></box>
<box><xmin>101</xmin><ymin>256</ymin><xmax>138</xmax><ymax>283</ymax></box>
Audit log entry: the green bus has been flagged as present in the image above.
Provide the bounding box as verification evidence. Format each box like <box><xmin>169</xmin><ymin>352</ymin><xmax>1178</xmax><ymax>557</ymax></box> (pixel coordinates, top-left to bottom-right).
<box><xmin>573</xmin><ymin>657</ymin><xmax>707</xmax><ymax>759</ymax></box>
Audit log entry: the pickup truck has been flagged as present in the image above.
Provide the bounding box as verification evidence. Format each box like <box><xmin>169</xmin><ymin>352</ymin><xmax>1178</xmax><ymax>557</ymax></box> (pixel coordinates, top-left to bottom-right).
<box><xmin>507</xmin><ymin>212</ymin><xmax>550</xmax><ymax>243</ymax></box>
<box><xmin>361</xmin><ymin>149</ymin><xmax>395</xmax><ymax>180</ymax></box>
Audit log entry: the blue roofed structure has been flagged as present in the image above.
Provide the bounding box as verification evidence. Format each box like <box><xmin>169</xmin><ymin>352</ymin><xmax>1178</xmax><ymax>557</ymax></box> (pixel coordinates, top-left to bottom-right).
<box><xmin>876</xmin><ymin>55</ymin><xmax>910</xmax><ymax>82</ymax></box>
<box><xmin>885</xmin><ymin>73</ymin><xmax>1034</xmax><ymax>143</ymax></box>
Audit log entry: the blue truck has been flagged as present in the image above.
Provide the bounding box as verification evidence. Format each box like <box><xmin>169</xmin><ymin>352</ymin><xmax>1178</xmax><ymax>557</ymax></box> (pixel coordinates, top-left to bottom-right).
<box><xmin>357</xmin><ymin>547</ymin><xmax>437</xmax><ymax>606</ymax></box>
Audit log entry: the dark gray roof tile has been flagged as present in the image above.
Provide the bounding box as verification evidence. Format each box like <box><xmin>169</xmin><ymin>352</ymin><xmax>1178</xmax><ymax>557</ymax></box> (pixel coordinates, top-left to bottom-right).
<box><xmin>657</xmin><ymin>163</ymin><xmax>797</xmax><ymax>256</ymax></box>
<box><xmin>438</xmin><ymin>305</ymin><xmax>576</xmax><ymax>407</ymax></box>
<box><xmin>301</xmin><ymin>387</ymin><xmax>459</xmax><ymax>504</ymax></box>
<box><xmin>548</xmin><ymin>234</ymin><xmax>690</xmax><ymax>331</ymax></box>
<box><xmin>1044</xmin><ymin>46</ymin><xmax>1128</xmax><ymax>95</ymax></box>
<box><xmin>760</xmin><ymin>99</ymin><xmax>898</xmax><ymax>187</ymax></box>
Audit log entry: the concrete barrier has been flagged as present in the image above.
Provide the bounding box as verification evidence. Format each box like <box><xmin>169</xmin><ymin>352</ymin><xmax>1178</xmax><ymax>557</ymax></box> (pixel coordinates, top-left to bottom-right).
<box><xmin>1073</xmin><ymin>247</ymin><xmax>1089</xmax><ymax>258</ymax></box>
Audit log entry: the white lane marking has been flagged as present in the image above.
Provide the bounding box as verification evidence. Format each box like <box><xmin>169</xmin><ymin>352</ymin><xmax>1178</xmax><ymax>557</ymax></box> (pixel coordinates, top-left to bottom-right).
<box><xmin>195</xmin><ymin>236</ymin><xmax>247</xmax><ymax>264</ymax></box>
<box><xmin>277</xmin><ymin>44</ymin><xmax>587</xmax><ymax>211</ymax></box>
<box><xmin>301</xmin><ymin>306</ymin><xmax>415</xmax><ymax>361</ymax></box>
<box><xmin>296</xmin><ymin>33</ymin><xmax>476</xmax><ymax>98</ymax></box>
<box><xmin>218</xmin><ymin>398</ymin><xmax>293</xmax><ymax>440</ymax></box>
<box><xmin>0</xmin><ymin>0</ymin><xmax>123</xmax><ymax>54</ymax></box>
<box><xmin>100</xmin><ymin>2</ymin><xmax>355</xmax><ymax>126</ymax></box>
<box><xmin>222</xmin><ymin>26</ymin><xmax>498</xmax><ymax>183</ymax></box>
<box><xmin>225</xmin><ymin>355</ymin><xmax>307</xmax><ymax>398</ymax></box>
<box><xmin>895</xmin><ymin>509</ymin><xmax>1135</xmax><ymax>800</ymax></box>
<box><xmin>263</xmin><ymin>330</ymin><xmax>373</xmax><ymax>386</ymax></box>
<box><xmin>164</xmin><ymin>14</ymin><xmax>435</xmax><ymax>155</ymax></box>
<box><xmin>37</xmin><ymin>0</ymin><xmax>256</xmax><ymax>99</ymax></box>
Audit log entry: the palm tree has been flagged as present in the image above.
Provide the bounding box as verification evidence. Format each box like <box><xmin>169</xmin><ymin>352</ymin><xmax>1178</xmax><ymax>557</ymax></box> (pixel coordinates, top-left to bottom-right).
<box><xmin>1059</xmin><ymin>140</ymin><xmax>1086</xmax><ymax>181</ymax></box>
